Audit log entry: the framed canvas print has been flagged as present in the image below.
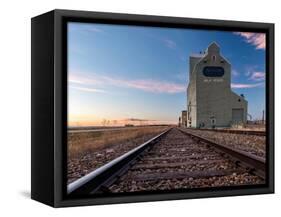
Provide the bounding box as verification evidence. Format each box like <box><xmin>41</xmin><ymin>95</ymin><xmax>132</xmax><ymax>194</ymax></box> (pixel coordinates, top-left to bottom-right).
<box><xmin>31</xmin><ymin>9</ymin><xmax>274</xmax><ymax>207</ymax></box>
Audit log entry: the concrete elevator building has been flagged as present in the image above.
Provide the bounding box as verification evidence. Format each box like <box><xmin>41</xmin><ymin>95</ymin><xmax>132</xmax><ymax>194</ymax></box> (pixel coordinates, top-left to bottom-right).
<box><xmin>186</xmin><ymin>42</ymin><xmax>248</xmax><ymax>128</ymax></box>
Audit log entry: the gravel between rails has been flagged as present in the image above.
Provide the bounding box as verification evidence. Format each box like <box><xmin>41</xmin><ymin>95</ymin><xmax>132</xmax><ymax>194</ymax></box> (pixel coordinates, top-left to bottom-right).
<box><xmin>67</xmin><ymin>129</ymin><xmax>168</xmax><ymax>184</ymax></box>
<box><xmin>180</xmin><ymin>128</ymin><xmax>266</xmax><ymax>158</ymax></box>
<box><xmin>109</xmin><ymin>128</ymin><xmax>264</xmax><ymax>193</ymax></box>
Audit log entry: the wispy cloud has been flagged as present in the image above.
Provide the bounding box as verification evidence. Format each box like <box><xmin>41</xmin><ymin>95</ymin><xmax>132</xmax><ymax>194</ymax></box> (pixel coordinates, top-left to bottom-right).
<box><xmin>243</xmin><ymin>65</ymin><xmax>265</xmax><ymax>82</ymax></box>
<box><xmin>162</xmin><ymin>39</ymin><xmax>177</xmax><ymax>49</ymax></box>
<box><xmin>69</xmin><ymin>72</ymin><xmax>185</xmax><ymax>94</ymax></box>
<box><xmin>175</xmin><ymin>71</ymin><xmax>188</xmax><ymax>83</ymax></box>
<box><xmin>70</xmin><ymin>85</ymin><xmax>107</xmax><ymax>93</ymax></box>
<box><xmin>70</xmin><ymin>23</ymin><xmax>105</xmax><ymax>35</ymax></box>
<box><xmin>86</xmin><ymin>26</ymin><xmax>104</xmax><ymax>33</ymax></box>
<box><xmin>69</xmin><ymin>77</ymin><xmax>85</xmax><ymax>84</ymax></box>
<box><xmin>69</xmin><ymin>74</ymin><xmax>104</xmax><ymax>85</ymax></box>
<box><xmin>249</xmin><ymin>71</ymin><xmax>265</xmax><ymax>81</ymax></box>
<box><xmin>232</xmin><ymin>69</ymin><xmax>240</xmax><ymax>77</ymax></box>
<box><xmin>142</xmin><ymin>32</ymin><xmax>177</xmax><ymax>50</ymax></box>
<box><xmin>102</xmin><ymin>75</ymin><xmax>186</xmax><ymax>94</ymax></box>
<box><xmin>234</xmin><ymin>32</ymin><xmax>265</xmax><ymax>50</ymax></box>
<box><xmin>142</xmin><ymin>32</ymin><xmax>184</xmax><ymax>61</ymax></box>
<box><xmin>231</xmin><ymin>82</ymin><xmax>264</xmax><ymax>89</ymax></box>
<box><xmin>120</xmin><ymin>79</ymin><xmax>185</xmax><ymax>93</ymax></box>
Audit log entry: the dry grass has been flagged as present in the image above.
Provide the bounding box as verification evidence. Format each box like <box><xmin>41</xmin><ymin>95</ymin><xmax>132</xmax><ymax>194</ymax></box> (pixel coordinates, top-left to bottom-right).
<box><xmin>243</xmin><ymin>124</ymin><xmax>266</xmax><ymax>131</ymax></box>
<box><xmin>68</xmin><ymin>126</ymin><xmax>168</xmax><ymax>158</ymax></box>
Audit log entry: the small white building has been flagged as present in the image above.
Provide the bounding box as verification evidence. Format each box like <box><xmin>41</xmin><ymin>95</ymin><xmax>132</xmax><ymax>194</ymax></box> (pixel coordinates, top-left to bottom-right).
<box><xmin>187</xmin><ymin>42</ymin><xmax>247</xmax><ymax>128</ymax></box>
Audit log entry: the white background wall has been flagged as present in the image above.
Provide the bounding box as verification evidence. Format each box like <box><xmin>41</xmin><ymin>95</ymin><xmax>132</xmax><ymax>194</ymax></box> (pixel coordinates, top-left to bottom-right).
<box><xmin>0</xmin><ymin>0</ymin><xmax>279</xmax><ymax>215</ymax></box>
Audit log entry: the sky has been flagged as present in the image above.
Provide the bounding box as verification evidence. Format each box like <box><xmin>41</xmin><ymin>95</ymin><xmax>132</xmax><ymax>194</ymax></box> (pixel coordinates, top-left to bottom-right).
<box><xmin>67</xmin><ymin>22</ymin><xmax>266</xmax><ymax>127</ymax></box>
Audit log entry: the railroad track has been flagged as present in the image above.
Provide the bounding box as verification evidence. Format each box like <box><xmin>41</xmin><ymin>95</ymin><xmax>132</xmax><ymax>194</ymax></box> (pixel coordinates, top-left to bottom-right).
<box><xmin>68</xmin><ymin>127</ymin><xmax>265</xmax><ymax>196</ymax></box>
<box><xmin>198</xmin><ymin>128</ymin><xmax>266</xmax><ymax>136</ymax></box>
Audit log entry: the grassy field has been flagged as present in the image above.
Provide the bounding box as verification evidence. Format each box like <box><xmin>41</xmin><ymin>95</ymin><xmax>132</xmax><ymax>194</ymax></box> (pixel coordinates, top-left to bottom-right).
<box><xmin>244</xmin><ymin>124</ymin><xmax>266</xmax><ymax>131</ymax></box>
<box><xmin>68</xmin><ymin>126</ymin><xmax>169</xmax><ymax>158</ymax></box>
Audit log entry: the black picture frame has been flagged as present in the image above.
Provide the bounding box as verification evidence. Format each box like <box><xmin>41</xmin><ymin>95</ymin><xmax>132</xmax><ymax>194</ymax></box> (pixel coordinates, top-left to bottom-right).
<box><xmin>31</xmin><ymin>9</ymin><xmax>274</xmax><ymax>207</ymax></box>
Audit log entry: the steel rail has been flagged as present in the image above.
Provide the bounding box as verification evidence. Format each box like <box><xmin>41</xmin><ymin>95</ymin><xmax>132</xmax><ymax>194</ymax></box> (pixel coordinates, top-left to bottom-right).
<box><xmin>67</xmin><ymin>128</ymin><xmax>171</xmax><ymax>196</ymax></box>
<box><xmin>178</xmin><ymin>128</ymin><xmax>266</xmax><ymax>179</ymax></box>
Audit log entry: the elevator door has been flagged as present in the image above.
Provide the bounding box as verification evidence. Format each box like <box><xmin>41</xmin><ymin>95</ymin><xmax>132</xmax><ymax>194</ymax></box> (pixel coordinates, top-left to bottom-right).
<box><xmin>232</xmin><ymin>108</ymin><xmax>244</xmax><ymax>124</ymax></box>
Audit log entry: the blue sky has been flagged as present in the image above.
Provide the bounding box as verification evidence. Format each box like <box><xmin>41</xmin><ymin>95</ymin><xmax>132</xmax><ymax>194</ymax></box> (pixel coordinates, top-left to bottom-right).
<box><xmin>67</xmin><ymin>22</ymin><xmax>266</xmax><ymax>126</ymax></box>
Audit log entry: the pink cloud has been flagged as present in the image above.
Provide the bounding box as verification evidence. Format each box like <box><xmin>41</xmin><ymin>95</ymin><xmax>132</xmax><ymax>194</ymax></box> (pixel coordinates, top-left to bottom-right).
<box><xmin>69</xmin><ymin>74</ymin><xmax>104</xmax><ymax>85</ymax></box>
<box><xmin>234</xmin><ymin>32</ymin><xmax>266</xmax><ymax>50</ymax></box>
<box><xmin>103</xmin><ymin>76</ymin><xmax>185</xmax><ymax>93</ymax></box>
<box><xmin>249</xmin><ymin>71</ymin><xmax>265</xmax><ymax>81</ymax></box>
<box><xmin>231</xmin><ymin>82</ymin><xmax>264</xmax><ymax>89</ymax></box>
<box><xmin>70</xmin><ymin>86</ymin><xmax>107</xmax><ymax>93</ymax></box>
<box><xmin>123</xmin><ymin>79</ymin><xmax>185</xmax><ymax>93</ymax></box>
<box><xmin>69</xmin><ymin>72</ymin><xmax>186</xmax><ymax>94</ymax></box>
